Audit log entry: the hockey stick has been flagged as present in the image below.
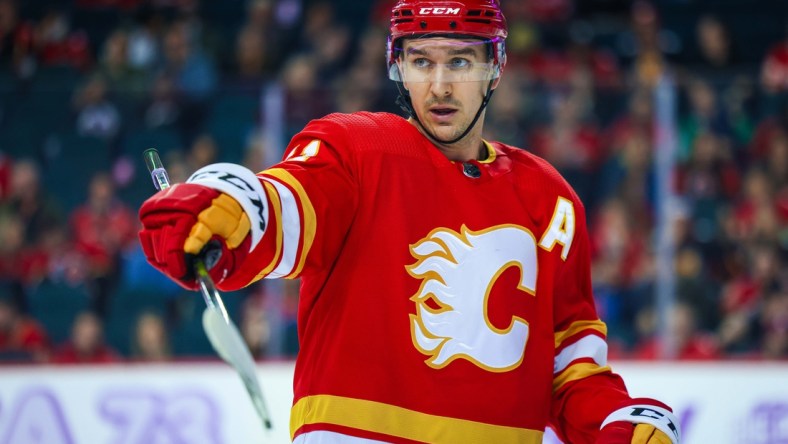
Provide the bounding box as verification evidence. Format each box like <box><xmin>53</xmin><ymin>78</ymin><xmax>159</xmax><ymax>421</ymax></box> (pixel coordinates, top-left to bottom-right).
<box><xmin>143</xmin><ymin>148</ymin><xmax>273</xmax><ymax>430</ymax></box>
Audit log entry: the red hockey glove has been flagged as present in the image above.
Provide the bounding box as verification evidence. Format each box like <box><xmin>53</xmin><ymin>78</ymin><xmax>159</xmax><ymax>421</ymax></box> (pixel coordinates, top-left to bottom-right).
<box><xmin>139</xmin><ymin>183</ymin><xmax>251</xmax><ymax>290</ymax></box>
<box><xmin>597</xmin><ymin>422</ymin><xmax>673</xmax><ymax>444</ymax></box>
<box><xmin>597</xmin><ymin>399</ymin><xmax>680</xmax><ymax>444</ymax></box>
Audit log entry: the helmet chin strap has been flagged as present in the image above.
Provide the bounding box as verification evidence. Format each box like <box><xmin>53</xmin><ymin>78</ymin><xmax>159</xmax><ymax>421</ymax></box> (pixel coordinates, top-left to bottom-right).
<box><xmin>396</xmin><ymin>79</ymin><xmax>496</xmax><ymax>146</ymax></box>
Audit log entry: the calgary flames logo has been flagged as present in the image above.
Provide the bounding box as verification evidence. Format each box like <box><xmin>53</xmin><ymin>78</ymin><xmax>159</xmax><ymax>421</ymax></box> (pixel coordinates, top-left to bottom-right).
<box><xmin>407</xmin><ymin>224</ymin><xmax>538</xmax><ymax>372</ymax></box>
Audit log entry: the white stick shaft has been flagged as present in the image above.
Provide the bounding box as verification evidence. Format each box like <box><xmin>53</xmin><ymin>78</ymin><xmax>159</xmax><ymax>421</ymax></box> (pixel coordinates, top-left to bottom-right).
<box><xmin>143</xmin><ymin>148</ymin><xmax>273</xmax><ymax>430</ymax></box>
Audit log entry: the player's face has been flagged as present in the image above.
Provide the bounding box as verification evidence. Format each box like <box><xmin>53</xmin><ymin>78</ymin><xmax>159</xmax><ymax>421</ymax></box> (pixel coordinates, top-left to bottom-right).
<box><xmin>400</xmin><ymin>37</ymin><xmax>497</xmax><ymax>143</ymax></box>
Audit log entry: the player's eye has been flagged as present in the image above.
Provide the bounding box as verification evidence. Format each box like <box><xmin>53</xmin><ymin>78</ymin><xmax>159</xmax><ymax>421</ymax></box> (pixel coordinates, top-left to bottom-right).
<box><xmin>449</xmin><ymin>58</ymin><xmax>471</xmax><ymax>69</ymax></box>
<box><xmin>412</xmin><ymin>58</ymin><xmax>431</xmax><ymax>69</ymax></box>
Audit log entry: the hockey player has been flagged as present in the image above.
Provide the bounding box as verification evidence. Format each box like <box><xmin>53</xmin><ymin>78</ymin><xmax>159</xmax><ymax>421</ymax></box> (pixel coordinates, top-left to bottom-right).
<box><xmin>138</xmin><ymin>1</ymin><xmax>680</xmax><ymax>443</ymax></box>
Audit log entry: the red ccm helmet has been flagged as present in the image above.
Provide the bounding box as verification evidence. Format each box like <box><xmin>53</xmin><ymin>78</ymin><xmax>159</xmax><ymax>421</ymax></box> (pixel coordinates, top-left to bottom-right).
<box><xmin>387</xmin><ymin>0</ymin><xmax>508</xmax><ymax>82</ymax></box>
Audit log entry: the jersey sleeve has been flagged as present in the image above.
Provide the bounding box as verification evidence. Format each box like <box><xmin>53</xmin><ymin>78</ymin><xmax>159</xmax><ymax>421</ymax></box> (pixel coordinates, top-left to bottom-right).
<box><xmin>548</xmin><ymin>196</ymin><xmax>633</xmax><ymax>443</ymax></box>
<box><xmin>217</xmin><ymin>117</ymin><xmax>359</xmax><ymax>290</ymax></box>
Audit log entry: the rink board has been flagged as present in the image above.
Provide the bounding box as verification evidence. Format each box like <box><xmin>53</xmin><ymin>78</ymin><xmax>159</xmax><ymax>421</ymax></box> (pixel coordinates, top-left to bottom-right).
<box><xmin>0</xmin><ymin>361</ymin><xmax>785</xmax><ymax>443</ymax></box>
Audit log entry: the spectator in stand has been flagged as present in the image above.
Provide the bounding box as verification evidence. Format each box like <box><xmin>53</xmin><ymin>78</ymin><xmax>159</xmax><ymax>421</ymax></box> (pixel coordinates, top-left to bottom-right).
<box><xmin>1</xmin><ymin>159</ymin><xmax>62</xmax><ymax>248</ymax></box>
<box><xmin>0</xmin><ymin>292</ymin><xmax>49</xmax><ymax>362</ymax></box>
<box><xmin>72</xmin><ymin>74</ymin><xmax>122</xmax><ymax>144</ymax></box>
<box><xmin>678</xmin><ymin>77</ymin><xmax>739</xmax><ymax>162</ymax></box>
<box><xmin>758</xmin><ymin>289</ymin><xmax>788</xmax><ymax>359</ymax></box>
<box><xmin>633</xmin><ymin>301</ymin><xmax>720</xmax><ymax>360</ymax></box>
<box><xmin>483</xmin><ymin>67</ymin><xmax>528</xmax><ymax>145</ymax></box>
<box><xmin>70</xmin><ymin>172</ymin><xmax>137</xmax><ymax>318</ymax></box>
<box><xmin>590</xmin><ymin>197</ymin><xmax>650</xmax><ymax>293</ymax></box>
<box><xmin>0</xmin><ymin>153</ymin><xmax>10</xmax><ymax>202</ymax></box>
<box><xmin>296</xmin><ymin>2</ymin><xmax>354</xmax><ymax>82</ymax></box>
<box><xmin>589</xmin><ymin>197</ymin><xmax>652</xmax><ymax>347</ymax></box>
<box><xmin>760</xmin><ymin>23</ymin><xmax>788</xmax><ymax>96</ymax></box>
<box><xmin>763</xmin><ymin>133</ymin><xmax>788</xmax><ymax>229</ymax></box>
<box><xmin>570</xmin><ymin>39</ymin><xmax>625</xmax><ymax>124</ymax></box>
<box><xmin>527</xmin><ymin>88</ymin><xmax>603</xmax><ymax>208</ymax></box>
<box><xmin>688</xmin><ymin>15</ymin><xmax>742</xmax><ymax>83</ymax></box>
<box><xmin>312</xmin><ymin>24</ymin><xmax>351</xmax><ymax>82</ymax></box>
<box><xmin>0</xmin><ymin>161</ymin><xmax>72</xmax><ymax>292</ymax></box>
<box><xmin>750</xmin><ymin>99</ymin><xmax>788</xmax><ymax>161</ymax></box>
<box><xmin>0</xmin><ymin>0</ymin><xmax>26</xmax><ymax>72</ymax></box>
<box><xmin>717</xmin><ymin>243</ymin><xmax>784</xmax><ymax>355</ymax></box>
<box><xmin>224</xmin><ymin>24</ymin><xmax>273</xmax><ymax>95</ymax></box>
<box><xmin>126</xmin><ymin>6</ymin><xmax>164</xmax><ymax>73</ymax></box>
<box><xmin>687</xmin><ymin>14</ymin><xmax>757</xmax><ymax>146</ymax></box>
<box><xmin>674</xmin><ymin>245</ymin><xmax>721</xmax><ymax>333</ymax></box>
<box><xmin>598</xmin><ymin>127</ymin><xmax>655</xmax><ymax>223</ymax></box>
<box><xmin>604</xmin><ymin>89</ymin><xmax>653</xmax><ymax>156</ymax></box>
<box><xmin>141</xmin><ymin>73</ymin><xmax>182</xmax><ymax>130</ymax></box>
<box><xmin>295</xmin><ymin>1</ymin><xmax>335</xmax><ymax>55</ymax></box>
<box><xmin>280</xmin><ymin>278</ymin><xmax>301</xmax><ymax>356</ymax></box>
<box><xmin>279</xmin><ymin>53</ymin><xmax>332</xmax><ymax>138</ymax></box>
<box><xmin>52</xmin><ymin>310</ymin><xmax>119</xmax><ymax>363</ymax></box>
<box><xmin>333</xmin><ymin>25</ymin><xmax>394</xmax><ymax>115</ymax></box>
<box><xmin>624</xmin><ymin>1</ymin><xmax>673</xmax><ymax>90</ymax></box>
<box><xmin>159</xmin><ymin>19</ymin><xmax>218</xmax><ymax>139</ymax></box>
<box><xmin>334</xmin><ymin>63</ymin><xmax>381</xmax><ymax>114</ymax></box>
<box><xmin>242</xmin><ymin>0</ymin><xmax>301</xmax><ymax>72</ymax></box>
<box><xmin>160</xmin><ymin>19</ymin><xmax>218</xmax><ymax>101</ymax></box>
<box><xmin>239</xmin><ymin>294</ymin><xmax>271</xmax><ymax>360</ymax></box>
<box><xmin>676</xmin><ymin>131</ymin><xmax>741</xmax><ymax>244</ymax></box>
<box><xmin>186</xmin><ymin>133</ymin><xmax>217</xmax><ymax>170</ymax></box>
<box><xmin>130</xmin><ymin>310</ymin><xmax>170</xmax><ymax>362</ymax></box>
<box><xmin>97</xmin><ymin>29</ymin><xmax>150</xmax><ymax>101</ymax></box>
<box><xmin>765</xmin><ymin>132</ymin><xmax>788</xmax><ymax>190</ymax></box>
<box><xmin>523</xmin><ymin>46</ymin><xmax>577</xmax><ymax>99</ymax></box>
<box><xmin>0</xmin><ymin>213</ymin><xmax>31</xmax><ymax>311</ymax></box>
<box><xmin>172</xmin><ymin>0</ymin><xmax>223</xmax><ymax>66</ymax></box>
<box><xmin>159</xmin><ymin>151</ymin><xmax>190</xmax><ymax>185</ymax></box>
<box><xmin>29</xmin><ymin>6</ymin><xmax>91</xmax><ymax>71</ymax></box>
<box><xmin>352</xmin><ymin>24</ymin><xmax>388</xmax><ymax>73</ymax></box>
<box><xmin>730</xmin><ymin>167</ymin><xmax>781</xmax><ymax>245</ymax></box>
<box><xmin>0</xmin><ymin>0</ymin><xmax>12</xmax><ymax>44</ymax></box>
<box><xmin>241</xmin><ymin>132</ymin><xmax>268</xmax><ymax>173</ymax></box>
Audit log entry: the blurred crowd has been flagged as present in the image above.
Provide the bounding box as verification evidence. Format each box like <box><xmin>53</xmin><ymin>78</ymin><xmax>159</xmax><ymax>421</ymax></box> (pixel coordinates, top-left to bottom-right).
<box><xmin>0</xmin><ymin>0</ymin><xmax>786</xmax><ymax>364</ymax></box>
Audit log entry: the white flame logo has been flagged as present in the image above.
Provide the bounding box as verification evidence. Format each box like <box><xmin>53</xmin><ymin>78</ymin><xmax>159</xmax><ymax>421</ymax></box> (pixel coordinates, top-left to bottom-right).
<box><xmin>407</xmin><ymin>225</ymin><xmax>538</xmax><ymax>372</ymax></box>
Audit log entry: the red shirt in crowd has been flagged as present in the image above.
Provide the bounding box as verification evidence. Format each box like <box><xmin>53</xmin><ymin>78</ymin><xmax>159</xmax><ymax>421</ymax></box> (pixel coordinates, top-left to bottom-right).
<box><xmin>0</xmin><ymin>317</ymin><xmax>50</xmax><ymax>360</ymax></box>
<box><xmin>51</xmin><ymin>342</ymin><xmax>120</xmax><ymax>364</ymax></box>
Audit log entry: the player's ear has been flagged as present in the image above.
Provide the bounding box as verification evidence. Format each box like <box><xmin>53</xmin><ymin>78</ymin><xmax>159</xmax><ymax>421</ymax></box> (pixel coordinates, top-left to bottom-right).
<box><xmin>491</xmin><ymin>76</ymin><xmax>501</xmax><ymax>90</ymax></box>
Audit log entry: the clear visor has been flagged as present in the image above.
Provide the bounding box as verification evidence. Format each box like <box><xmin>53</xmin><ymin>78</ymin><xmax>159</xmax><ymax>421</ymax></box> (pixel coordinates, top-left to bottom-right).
<box><xmin>388</xmin><ymin>37</ymin><xmax>499</xmax><ymax>83</ymax></box>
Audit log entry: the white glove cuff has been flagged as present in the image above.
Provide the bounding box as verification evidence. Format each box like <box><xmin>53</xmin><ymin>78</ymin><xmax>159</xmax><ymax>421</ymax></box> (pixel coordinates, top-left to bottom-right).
<box><xmin>187</xmin><ymin>163</ymin><xmax>268</xmax><ymax>249</ymax></box>
<box><xmin>601</xmin><ymin>404</ymin><xmax>680</xmax><ymax>444</ymax></box>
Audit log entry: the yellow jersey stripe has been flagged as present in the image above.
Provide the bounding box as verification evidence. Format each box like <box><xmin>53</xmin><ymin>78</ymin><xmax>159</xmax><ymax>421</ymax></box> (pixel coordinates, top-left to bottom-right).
<box><xmin>553</xmin><ymin>362</ymin><xmax>612</xmax><ymax>393</ymax></box>
<box><xmin>480</xmin><ymin>140</ymin><xmax>497</xmax><ymax>164</ymax></box>
<box><xmin>554</xmin><ymin>320</ymin><xmax>607</xmax><ymax>349</ymax></box>
<box><xmin>290</xmin><ymin>394</ymin><xmax>544</xmax><ymax>444</ymax></box>
<box><xmin>262</xmin><ymin>168</ymin><xmax>317</xmax><ymax>278</ymax></box>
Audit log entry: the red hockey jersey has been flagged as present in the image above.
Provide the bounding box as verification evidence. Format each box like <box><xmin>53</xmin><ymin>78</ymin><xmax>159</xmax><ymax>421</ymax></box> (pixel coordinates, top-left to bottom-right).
<box><xmin>224</xmin><ymin>112</ymin><xmax>634</xmax><ymax>443</ymax></box>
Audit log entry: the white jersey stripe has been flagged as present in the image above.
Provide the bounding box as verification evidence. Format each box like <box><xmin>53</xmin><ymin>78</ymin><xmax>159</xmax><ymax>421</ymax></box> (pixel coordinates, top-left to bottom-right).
<box><xmin>262</xmin><ymin>176</ymin><xmax>302</xmax><ymax>278</ymax></box>
<box><xmin>554</xmin><ymin>334</ymin><xmax>608</xmax><ymax>374</ymax></box>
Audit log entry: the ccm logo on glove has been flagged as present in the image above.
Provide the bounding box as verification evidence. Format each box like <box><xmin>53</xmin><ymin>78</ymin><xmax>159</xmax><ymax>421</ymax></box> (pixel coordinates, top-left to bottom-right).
<box><xmin>599</xmin><ymin>401</ymin><xmax>681</xmax><ymax>444</ymax></box>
